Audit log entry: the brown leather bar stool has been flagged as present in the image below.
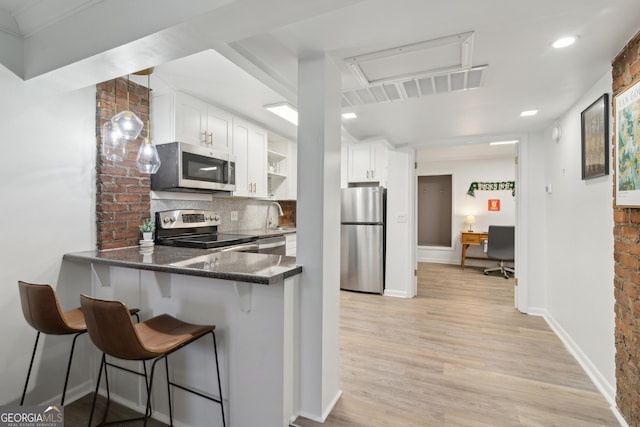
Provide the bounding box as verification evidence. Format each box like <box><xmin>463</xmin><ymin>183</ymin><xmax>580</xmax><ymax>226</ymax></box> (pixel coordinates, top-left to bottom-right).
<box><xmin>80</xmin><ymin>294</ymin><xmax>225</xmax><ymax>427</ymax></box>
<box><xmin>18</xmin><ymin>281</ymin><xmax>140</xmax><ymax>406</ymax></box>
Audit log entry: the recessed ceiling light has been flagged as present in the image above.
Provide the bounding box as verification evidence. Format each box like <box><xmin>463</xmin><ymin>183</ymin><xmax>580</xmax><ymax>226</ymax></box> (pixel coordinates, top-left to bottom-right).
<box><xmin>489</xmin><ymin>140</ymin><xmax>519</xmax><ymax>146</ymax></box>
<box><xmin>553</xmin><ymin>36</ymin><xmax>576</xmax><ymax>49</ymax></box>
<box><xmin>520</xmin><ymin>110</ymin><xmax>538</xmax><ymax>117</ymax></box>
<box><xmin>264</xmin><ymin>102</ymin><xmax>298</xmax><ymax>126</ymax></box>
<box><xmin>342</xmin><ymin>112</ymin><xmax>357</xmax><ymax>119</ymax></box>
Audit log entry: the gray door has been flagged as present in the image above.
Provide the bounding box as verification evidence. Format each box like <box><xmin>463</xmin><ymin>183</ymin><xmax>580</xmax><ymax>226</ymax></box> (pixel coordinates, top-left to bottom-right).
<box><xmin>340</xmin><ymin>223</ymin><xmax>384</xmax><ymax>293</ymax></box>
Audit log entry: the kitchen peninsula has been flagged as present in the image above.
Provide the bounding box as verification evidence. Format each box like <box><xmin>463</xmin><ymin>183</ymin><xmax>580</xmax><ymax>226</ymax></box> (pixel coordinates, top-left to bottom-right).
<box><xmin>62</xmin><ymin>246</ymin><xmax>302</xmax><ymax>427</ymax></box>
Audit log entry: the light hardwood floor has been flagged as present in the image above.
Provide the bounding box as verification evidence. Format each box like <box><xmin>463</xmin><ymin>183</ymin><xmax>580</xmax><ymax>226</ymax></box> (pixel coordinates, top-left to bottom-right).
<box><xmin>293</xmin><ymin>262</ymin><xmax>619</xmax><ymax>427</ymax></box>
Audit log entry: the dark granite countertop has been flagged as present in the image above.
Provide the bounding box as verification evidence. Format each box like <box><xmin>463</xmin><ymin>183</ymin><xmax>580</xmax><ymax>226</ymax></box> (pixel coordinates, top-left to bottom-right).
<box><xmin>63</xmin><ymin>245</ymin><xmax>302</xmax><ymax>285</ymax></box>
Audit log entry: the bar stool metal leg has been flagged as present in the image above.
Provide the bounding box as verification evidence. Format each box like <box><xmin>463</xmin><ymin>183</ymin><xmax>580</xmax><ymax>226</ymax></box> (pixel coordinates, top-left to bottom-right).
<box><xmin>212</xmin><ymin>331</ymin><xmax>226</xmax><ymax>427</ymax></box>
<box><xmin>61</xmin><ymin>332</ymin><xmax>84</xmax><ymax>405</ymax></box>
<box><xmin>87</xmin><ymin>354</ymin><xmax>106</xmax><ymax>427</ymax></box>
<box><xmin>20</xmin><ymin>332</ymin><xmax>40</xmax><ymax>406</ymax></box>
<box><xmin>164</xmin><ymin>357</ymin><xmax>173</xmax><ymax>425</ymax></box>
<box><xmin>20</xmin><ymin>330</ymin><xmax>84</xmax><ymax>406</ymax></box>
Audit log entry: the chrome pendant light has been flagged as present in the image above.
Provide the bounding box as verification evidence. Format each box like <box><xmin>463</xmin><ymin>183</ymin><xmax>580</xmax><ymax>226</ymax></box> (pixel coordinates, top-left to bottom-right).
<box><xmin>136</xmin><ymin>71</ymin><xmax>161</xmax><ymax>174</ymax></box>
<box><xmin>102</xmin><ymin>80</ymin><xmax>126</xmax><ymax>161</ymax></box>
<box><xmin>111</xmin><ymin>75</ymin><xmax>144</xmax><ymax>140</ymax></box>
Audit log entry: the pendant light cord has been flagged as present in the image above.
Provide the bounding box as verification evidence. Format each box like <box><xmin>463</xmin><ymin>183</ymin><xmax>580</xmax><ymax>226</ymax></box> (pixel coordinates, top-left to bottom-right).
<box><xmin>126</xmin><ymin>74</ymin><xmax>131</xmax><ymax>111</ymax></box>
<box><xmin>113</xmin><ymin>78</ymin><xmax>117</xmax><ymax>114</ymax></box>
<box><xmin>146</xmin><ymin>74</ymin><xmax>151</xmax><ymax>143</ymax></box>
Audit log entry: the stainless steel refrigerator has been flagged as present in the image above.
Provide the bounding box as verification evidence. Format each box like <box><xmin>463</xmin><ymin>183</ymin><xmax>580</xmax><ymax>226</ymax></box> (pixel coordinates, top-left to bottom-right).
<box><xmin>340</xmin><ymin>186</ymin><xmax>386</xmax><ymax>294</ymax></box>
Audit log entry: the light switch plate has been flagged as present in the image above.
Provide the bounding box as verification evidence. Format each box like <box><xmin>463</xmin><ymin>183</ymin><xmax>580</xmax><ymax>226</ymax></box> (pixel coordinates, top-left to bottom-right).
<box><xmin>397</xmin><ymin>213</ymin><xmax>407</xmax><ymax>223</ymax></box>
<box><xmin>231</xmin><ymin>211</ymin><xmax>238</xmax><ymax>221</ymax></box>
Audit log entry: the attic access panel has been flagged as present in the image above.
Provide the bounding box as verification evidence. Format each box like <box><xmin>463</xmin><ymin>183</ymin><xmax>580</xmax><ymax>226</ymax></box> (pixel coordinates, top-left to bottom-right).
<box><xmin>345</xmin><ymin>31</ymin><xmax>474</xmax><ymax>86</ymax></box>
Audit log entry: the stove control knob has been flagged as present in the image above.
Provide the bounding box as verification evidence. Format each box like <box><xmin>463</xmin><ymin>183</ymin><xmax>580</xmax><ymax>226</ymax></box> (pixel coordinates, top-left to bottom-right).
<box><xmin>214</xmin><ymin>215</ymin><xmax>220</xmax><ymax>222</ymax></box>
<box><xmin>170</xmin><ymin>217</ymin><xmax>176</xmax><ymax>223</ymax></box>
<box><xmin>163</xmin><ymin>217</ymin><xmax>170</xmax><ymax>224</ymax></box>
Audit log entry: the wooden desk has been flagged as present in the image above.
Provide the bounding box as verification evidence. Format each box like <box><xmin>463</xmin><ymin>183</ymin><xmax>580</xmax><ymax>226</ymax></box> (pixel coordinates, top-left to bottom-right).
<box><xmin>460</xmin><ymin>231</ymin><xmax>489</xmax><ymax>269</ymax></box>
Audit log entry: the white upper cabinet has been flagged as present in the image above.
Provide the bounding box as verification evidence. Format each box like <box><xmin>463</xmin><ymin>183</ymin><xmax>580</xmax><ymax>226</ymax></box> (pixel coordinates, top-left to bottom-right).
<box><xmin>267</xmin><ymin>137</ymin><xmax>297</xmax><ymax>200</ymax></box>
<box><xmin>346</xmin><ymin>142</ymin><xmax>388</xmax><ymax>186</ymax></box>
<box><xmin>153</xmin><ymin>90</ymin><xmax>231</xmax><ymax>152</ymax></box>
<box><xmin>232</xmin><ymin>118</ymin><xmax>267</xmax><ymax>198</ymax></box>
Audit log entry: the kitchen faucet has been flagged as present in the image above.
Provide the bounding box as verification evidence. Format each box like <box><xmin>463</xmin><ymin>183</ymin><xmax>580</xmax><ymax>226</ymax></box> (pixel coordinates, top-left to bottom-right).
<box><xmin>266</xmin><ymin>202</ymin><xmax>284</xmax><ymax>229</ymax></box>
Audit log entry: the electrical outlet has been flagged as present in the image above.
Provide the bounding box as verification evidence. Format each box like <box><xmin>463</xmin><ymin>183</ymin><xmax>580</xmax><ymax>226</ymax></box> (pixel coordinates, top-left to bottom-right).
<box><xmin>231</xmin><ymin>211</ymin><xmax>238</xmax><ymax>221</ymax></box>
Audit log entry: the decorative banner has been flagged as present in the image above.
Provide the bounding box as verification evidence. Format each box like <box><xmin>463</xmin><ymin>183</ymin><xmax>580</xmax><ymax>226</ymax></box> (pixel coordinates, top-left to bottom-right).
<box><xmin>488</xmin><ymin>199</ymin><xmax>501</xmax><ymax>211</ymax></box>
<box><xmin>467</xmin><ymin>181</ymin><xmax>516</xmax><ymax>197</ymax></box>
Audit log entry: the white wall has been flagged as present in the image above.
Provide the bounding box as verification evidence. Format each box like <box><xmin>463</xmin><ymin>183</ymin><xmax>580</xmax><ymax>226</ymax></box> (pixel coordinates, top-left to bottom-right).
<box><xmin>384</xmin><ymin>148</ymin><xmax>416</xmax><ymax>298</ymax></box>
<box><xmin>0</xmin><ymin>67</ymin><xmax>96</xmax><ymax>405</ymax></box>
<box><xmin>416</xmin><ymin>156</ymin><xmax>516</xmax><ymax>266</ymax></box>
<box><xmin>526</xmin><ymin>72</ymin><xmax>616</xmax><ymax>403</ymax></box>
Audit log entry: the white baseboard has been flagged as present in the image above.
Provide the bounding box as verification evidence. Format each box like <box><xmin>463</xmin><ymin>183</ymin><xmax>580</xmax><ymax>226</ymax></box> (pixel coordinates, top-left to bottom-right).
<box><xmin>297</xmin><ymin>390</ymin><xmax>342</xmax><ymax>423</ymax></box>
<box><xmin>535</xmin><ymin>309</ymin><xmax>620</xmax><ymax>423</ymax></box>
<box><xmin>36</xmin><ymin>380</ymin><xmax>92</xmax><ymax>407</ymax></box>
<box><xmin>384</xmin><ymin>289</ymin><xmax>410</xmax><ymax>298</ymax></box>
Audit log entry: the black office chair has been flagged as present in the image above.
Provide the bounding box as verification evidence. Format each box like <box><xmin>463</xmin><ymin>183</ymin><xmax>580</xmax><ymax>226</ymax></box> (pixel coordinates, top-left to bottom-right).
<box><xmin>484</xmin><ymin>226</ymin><xmax>515</xmax><ymax>279</ymax></box>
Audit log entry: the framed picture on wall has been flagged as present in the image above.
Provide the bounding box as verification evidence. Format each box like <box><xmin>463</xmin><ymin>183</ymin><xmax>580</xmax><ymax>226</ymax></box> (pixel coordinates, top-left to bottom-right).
<box><xmin>581</xmin><ymin>93</ymin><xmax>609</xmax><ymax>180</ymax></box>
<box><xmin>615</xmin><ymin>80</ymin><xmax>640</xmax><ymax>207</ymax></box>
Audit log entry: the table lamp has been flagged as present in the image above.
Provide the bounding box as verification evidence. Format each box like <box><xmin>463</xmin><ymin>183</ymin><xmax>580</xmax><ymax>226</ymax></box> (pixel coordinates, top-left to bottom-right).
<box><xmin>465</xmin><ymin>215</ymin><xmax>476</xmax><ymax>232</ymax></box>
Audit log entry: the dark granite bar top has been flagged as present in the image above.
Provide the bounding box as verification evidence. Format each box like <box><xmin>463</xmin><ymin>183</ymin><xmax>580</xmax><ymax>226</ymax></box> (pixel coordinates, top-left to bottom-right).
<box><xmin>63</xmin><ymin>246</ymin><xmax>302</xmax><ymax>285</ymax></box>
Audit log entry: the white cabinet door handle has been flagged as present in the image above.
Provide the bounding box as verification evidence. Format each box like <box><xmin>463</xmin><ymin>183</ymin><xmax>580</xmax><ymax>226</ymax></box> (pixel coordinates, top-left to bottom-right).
<box><xmin>201</xmin><ymin>131</ymin><xmax>207</xmax><ymax>144</ymax></box>
<box><xmin>208</xmin><ymin>132</ymin><xmax>213</xmax><ymax>144</ymax></box>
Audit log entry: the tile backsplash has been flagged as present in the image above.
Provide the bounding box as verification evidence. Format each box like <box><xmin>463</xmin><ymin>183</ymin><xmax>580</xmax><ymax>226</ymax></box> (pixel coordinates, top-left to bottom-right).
<box><xmin>151</xmin><ymin>193</ymin><xmax>295</xmax><ymax>232</ymax></box>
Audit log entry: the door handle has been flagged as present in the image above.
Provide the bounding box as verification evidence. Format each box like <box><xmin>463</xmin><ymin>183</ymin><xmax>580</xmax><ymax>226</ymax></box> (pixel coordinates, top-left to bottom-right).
<box><xmin>201</xmin><ymin>131</ymin><xmax>207</xmax><ymax>144</ymax></box>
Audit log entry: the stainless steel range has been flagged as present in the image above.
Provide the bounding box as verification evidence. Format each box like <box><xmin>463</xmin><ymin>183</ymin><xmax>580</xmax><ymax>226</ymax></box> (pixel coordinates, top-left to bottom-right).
<box><xmin>155</xmin><ymin>209</ymin><xmax>259</xmax><ymax>251</ymax></box>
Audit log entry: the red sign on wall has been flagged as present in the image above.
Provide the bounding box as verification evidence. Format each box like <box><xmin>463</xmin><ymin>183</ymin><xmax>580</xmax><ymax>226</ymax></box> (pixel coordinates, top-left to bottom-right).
<box><xmin>488</xmin><ymin>199</ymin><xmax>501</xmax><ymax>211</ymax></box>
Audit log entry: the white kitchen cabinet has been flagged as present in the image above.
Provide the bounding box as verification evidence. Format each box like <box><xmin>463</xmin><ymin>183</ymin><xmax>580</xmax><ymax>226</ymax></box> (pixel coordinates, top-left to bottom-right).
<box><xmin>152</xmin><ymin>90</ymin><xmax>231</xmax><ymax>152</ymax></box>
<box><xmin>267</xmin><ymin>137</ymin><xmax>297</xmax><ymax>200</ymax></box>
<box><xmin>285</xmin><ymin>233</ymin><xmax>297</xmax><ymax>257</ymax></box>
<box><xmin>346</xmin><ymin>142</ymin><xmax>388</xmax><ymax>185</ymax></box>
<box><xmin>233</xmin><ymin>119</ymin><xmax>267</xmax><ymax>198</ymax></box>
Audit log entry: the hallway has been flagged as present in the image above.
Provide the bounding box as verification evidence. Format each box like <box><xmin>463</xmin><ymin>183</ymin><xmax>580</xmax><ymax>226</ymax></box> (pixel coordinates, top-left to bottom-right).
<box><xmin>294</xmin><ymin>263</ymin><xmax>618</xmax><ymax>426</ymax></box>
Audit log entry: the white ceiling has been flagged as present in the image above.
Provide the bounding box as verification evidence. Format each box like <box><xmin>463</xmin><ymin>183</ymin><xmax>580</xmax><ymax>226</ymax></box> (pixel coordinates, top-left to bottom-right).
<box><xmin>0</xmin><ymin>0</ymin><xmax>639</xmax><ymax>154</ymax></box>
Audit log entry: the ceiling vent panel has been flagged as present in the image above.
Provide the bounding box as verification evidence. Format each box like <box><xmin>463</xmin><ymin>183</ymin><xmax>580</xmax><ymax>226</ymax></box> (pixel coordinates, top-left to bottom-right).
<box><xmin>370</xmin><ymin>85</ymin><xmax>388</xmax><ymax>102</ymax></box>
<box><xmin>450</xmin><ymin>71</ymin><xmax>466</xmax><ymax>91</ymax></box>
<box><xmin>382</xmin><ymin>84</ymin><xmax>401</xmax><ymax>101</ymax></box>
<box><xmin>418</xmin><ymin>77</ymin><xmax>434</xmax><ymax>96</ymax></box>
<box><xmin>402</xmin><ymin>80</ymin><xmax>420</xmax><ymax>98</ymax></box>
<box><xmin>343</xmin><ymin>91</ymin><xmax>361</xmax><ymax>106</ymax></box>
<box><xmin>341</xmin><ymin>66</ymin><xmax>487</xmax><ymax>106</ymax></box>
<box><xmin>434</xmin><ymin>75</ymin><xmax>449</xmax><ymax>93</ymax></box>
<box><xmin>355</xmin><ymin>88</ymin><xmax>375</xmax><ymax>104</ymax></box>
<box><xmin>467</xmin><ymin>68</ymin><xmax>484</xmax><ymax>88</ymax></box>
<box><xmin>345</xmin><ymin>31</ymin><xmax>475</xmax><ymax>86</ymax></box>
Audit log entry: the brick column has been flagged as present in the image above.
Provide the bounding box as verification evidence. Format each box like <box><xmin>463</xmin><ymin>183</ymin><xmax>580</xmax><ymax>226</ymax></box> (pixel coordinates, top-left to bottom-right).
<box><xmin>612</xmin><ymin>30</ymin><xmax>640</xmax><ymax>425</ymax></box>
<box><xmin>95</xmin><ymin>78</ymin><xmax>151</xmax><ymax>250</ymax></box>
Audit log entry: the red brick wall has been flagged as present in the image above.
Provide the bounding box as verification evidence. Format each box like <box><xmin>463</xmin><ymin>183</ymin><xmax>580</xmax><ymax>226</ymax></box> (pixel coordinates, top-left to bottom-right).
<box><xmin>613</xmin><ymin>30</ymin><xmax>640</xmax><ymax>426</ymax></box>
<box><xmin>96</xmin><ymin>78</ymin><xmax>151</xmax><ymax>250</ymax></box>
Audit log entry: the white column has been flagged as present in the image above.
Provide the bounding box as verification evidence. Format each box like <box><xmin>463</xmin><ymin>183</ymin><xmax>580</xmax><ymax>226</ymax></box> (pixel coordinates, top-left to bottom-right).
<box><xmin>296</xmin><ymin>53</ymin><xmax>341</xmax><ymax>421</ymax></box>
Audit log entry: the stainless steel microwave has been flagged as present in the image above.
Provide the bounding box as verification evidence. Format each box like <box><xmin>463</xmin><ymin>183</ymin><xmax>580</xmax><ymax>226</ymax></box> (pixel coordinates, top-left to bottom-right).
<box><xmin>150</xmin><ymin>142</ymin><xmax>236</xmax><ymax>192</ymax></box>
